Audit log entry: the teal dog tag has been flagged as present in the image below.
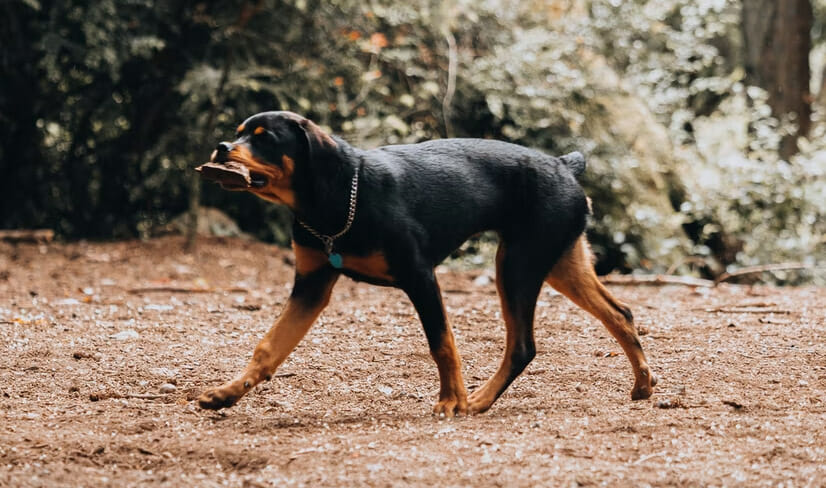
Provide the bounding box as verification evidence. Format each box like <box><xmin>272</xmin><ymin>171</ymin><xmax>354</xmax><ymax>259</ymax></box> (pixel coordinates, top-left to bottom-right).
<box><xmin>329</xmin><ymin>252</ymin><xmax>343</xmax><ymax>269</ymax></box>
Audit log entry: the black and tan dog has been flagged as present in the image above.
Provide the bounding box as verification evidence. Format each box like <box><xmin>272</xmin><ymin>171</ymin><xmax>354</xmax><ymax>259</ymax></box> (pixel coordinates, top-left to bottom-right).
<box><xmin>196</xmin><ymin>111</ymin><xmax>656</xmax><ymax>416</ymax></box>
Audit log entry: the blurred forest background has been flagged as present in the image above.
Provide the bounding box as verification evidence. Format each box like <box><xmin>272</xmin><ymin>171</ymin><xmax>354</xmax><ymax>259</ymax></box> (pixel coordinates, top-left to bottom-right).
<box><xmin>1</xmin><ymin>0</ymin><xmax>824</xmax><ymax>282</ymax></box>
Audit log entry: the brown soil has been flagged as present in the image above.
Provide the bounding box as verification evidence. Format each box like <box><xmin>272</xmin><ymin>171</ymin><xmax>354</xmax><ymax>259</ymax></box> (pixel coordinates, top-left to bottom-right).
<box><xmin>1</xmin><ymin>237</ymin><xmax>824</xmax><ymax>487</ymax></box>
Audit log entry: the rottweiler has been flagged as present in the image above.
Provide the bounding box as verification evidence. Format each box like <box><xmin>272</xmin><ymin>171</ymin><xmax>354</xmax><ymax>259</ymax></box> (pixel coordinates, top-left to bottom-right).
<box><xmin>195</xmin><ymin>111</ymin><xmax>656</xmax><ymax>416</ymax></box>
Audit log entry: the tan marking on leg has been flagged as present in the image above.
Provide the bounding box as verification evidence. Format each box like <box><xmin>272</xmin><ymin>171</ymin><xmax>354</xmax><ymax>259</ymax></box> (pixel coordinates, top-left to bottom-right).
<box><xmin>431</xmin><ymin>326</ymin><xmax>468</xmax><ymax>417</ymax></box>
<box><xmin>243</xmin><ymin>281</ymin><xmax>337</xmax><ymax>383</ymax></box>
<box><xmin>545</xmin><ymin>236</ymin><xmax>656</xmax><ymax>400</ymax></box>
<box><xmin>197</xmin><ymin>257</ymin><xmax>338</xmax><ymax>410</ymax></box>
<box><xmin>468</xmin><ymin>243</ymin><xmax>517</xmax><ymax>413</ymax></box>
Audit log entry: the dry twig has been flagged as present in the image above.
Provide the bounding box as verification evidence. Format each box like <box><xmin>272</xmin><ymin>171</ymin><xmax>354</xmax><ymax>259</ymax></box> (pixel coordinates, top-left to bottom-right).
<box><xmin>0</xmin><ymin>229</ymin><xmax>54</xmax><ymax>242</ymax></box>
<box><xmin>714</xmin><ymin>262</ymin><xmax>815</xmax><ymax>284</ymax></box>
<box><xmin>600</xmin><ymin>274</ymin><xmax>714</xmax><ymax>287</ymax></box>
<box><xmin>127</xmin><ymin>286</ymin><xmax>248</xmax><ymax>294</ymax></box>
<box><xmin>703</xmin><ymin>308</ymin><xmax>792</xmax><ymax>314</ymax></box>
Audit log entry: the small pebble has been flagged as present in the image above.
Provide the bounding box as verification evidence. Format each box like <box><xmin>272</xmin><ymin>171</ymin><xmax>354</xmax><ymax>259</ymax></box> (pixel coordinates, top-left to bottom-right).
<box><xmin>111</xmin><ymin>329</ymin><xmax>139</xmax><ymax>340</ymax></box>
<box><xmin>473</xmin><ymin>275</ymin><xmax>492</xmax><ymax>287</ymax></box>
<box><xmin>655</xmin><ymin>398</ymin><xmax>683</xmax><ymax>409</ymax></box>
<box><xmin>159</xmin><ymin>383</ymin><xmax>177</xmax><ymax>394</ymax></box>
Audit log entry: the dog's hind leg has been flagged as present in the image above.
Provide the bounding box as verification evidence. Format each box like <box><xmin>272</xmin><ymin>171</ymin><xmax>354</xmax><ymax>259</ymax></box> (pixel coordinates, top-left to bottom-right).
<box><xmin>468</xmin><ymin>241</ymin><xmax>545</xmax><ymax>413</ymax></box>
<box><xmin>545</xmin><ymin>236</ymin><xmax>656</xmax><ymax>400</ymax></box>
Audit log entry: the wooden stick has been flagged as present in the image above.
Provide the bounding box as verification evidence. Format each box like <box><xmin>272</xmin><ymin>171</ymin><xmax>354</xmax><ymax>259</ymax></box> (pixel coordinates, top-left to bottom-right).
<box><xmin>602</xmin><ymin>262</ymin><xmax>819</xmax><ymax>288</ymax></box>
<box><xmin>632</xmin><ymin>451</ymin><xmax>667</xmax><ymax>465</ymax></box>
<box><xmin>127</xmin><ymin>286</ymin><xmax>248</xmax><ymax>294</ymax></box>
<box><xmin>0</xmin><ymin>229</ymin><xmax>54</xmax><ymax>242</ymax></box>
<box><xmin>703</xmin><ymin>308</ymin><xmax>792</xmax><ymax>314</ymax></box>
<box><xmin>128</xmin><ymin>287</ymin><xmax>213</xmax><ymax>294</ymax></box>
<box><xmin>124</xmin><ymin>393</ymin><xmax>167</xmax><ymax>400</ymax></box>
<box><xmin>714</xmin><ymin>262</ymin><xmax>815</xmax><ymax>284</ymax></box>
<box><xmin>600</xmin><ymin>274</ymin><xmax>714</xmax><ymax>287</ymax></box>
<box><xmin>89</xmin><ymin>392</ymin><xmax>168</xmax><ymax>401</ymax></box>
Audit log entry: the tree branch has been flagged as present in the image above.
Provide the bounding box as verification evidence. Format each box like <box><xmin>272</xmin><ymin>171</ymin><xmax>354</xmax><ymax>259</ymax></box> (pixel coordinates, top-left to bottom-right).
<box><xmin>442</xmin><ymin>29</ymin><xmax>457</xmax><ymax>138</ymax></box>
<box><xmin>714</xmin><ymin>262</ymin><xmax>816</xmax><ymax>284</ymax></box>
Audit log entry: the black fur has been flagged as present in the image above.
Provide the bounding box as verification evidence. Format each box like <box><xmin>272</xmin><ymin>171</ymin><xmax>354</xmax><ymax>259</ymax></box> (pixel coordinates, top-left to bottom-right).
<box><xmin>229</xmin><ymin>111</ymin><xmax>590</xmax><ymax>283</ymax></box>
<box><xmin>219</xmin><ymin>111</ymin><xmax>591</xmax><ymax>397</ymax></box>
<box><xmin>200</xmin><ymin>114</ymin><xmax>661</xmax><ymax>413</ymax></box>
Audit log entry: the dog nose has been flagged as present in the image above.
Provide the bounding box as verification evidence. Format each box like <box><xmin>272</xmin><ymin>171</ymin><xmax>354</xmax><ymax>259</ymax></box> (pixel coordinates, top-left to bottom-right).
<box><xmin>213</xmin><ymin>142</ymin><xmax>234</xmax><ymax>163</ymax></box>
<box><xmin>216</xmin><ymin>142</ymin><xmax>234</xmax><ymax>154</ymax></box>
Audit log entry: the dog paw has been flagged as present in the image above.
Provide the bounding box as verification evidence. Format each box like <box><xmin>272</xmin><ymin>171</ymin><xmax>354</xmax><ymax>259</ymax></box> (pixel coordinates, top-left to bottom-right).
<box><xmin>432</xmin><ymin>394</ymin><xmax>468</xmax><ymax>418</ymax></box>
<box><xmin>197</xmin><ymin>386</ymin><xmax>241</xmax><ymax>410</ymax></box>
<box><xmin>631</xmin><ymin>371</ymin><xmax>657</xmax><ymax>400</ymax></box>
<box><xmin>467</xmin><ymin>390</ymin><xmax>495</xmax><ymax>414</ymax></box>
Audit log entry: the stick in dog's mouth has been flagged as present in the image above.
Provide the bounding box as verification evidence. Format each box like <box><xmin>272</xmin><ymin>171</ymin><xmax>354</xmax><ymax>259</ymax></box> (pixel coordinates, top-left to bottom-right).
<box><xmin>195</xmin><ymin>161</ymin><xmax>268</xmax><ymax>190</ymax></box>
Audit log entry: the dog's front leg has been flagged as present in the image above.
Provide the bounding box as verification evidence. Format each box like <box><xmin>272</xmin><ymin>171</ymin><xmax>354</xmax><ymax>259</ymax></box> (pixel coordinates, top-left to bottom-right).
<box><xmin>402</xmin><ymin>270</ymin><xmax>468</xmax><ymax>417</ymax></box>
<box><xmin>198</xmin><ymin>265</ymin><xmax>339</xmax><ymax>410</ymax></box>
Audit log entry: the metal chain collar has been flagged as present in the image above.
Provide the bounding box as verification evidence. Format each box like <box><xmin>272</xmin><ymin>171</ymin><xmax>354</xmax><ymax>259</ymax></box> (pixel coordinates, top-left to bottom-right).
<box><xmin>296</xmin><ymin>169</ymin><xmax>359</xmax><ymax>255</ymax></box>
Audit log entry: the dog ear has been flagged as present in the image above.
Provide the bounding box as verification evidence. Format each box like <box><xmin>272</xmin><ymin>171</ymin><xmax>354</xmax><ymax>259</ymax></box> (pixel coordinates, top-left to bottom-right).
<box><xmin>298</xmin><ymin>118</ymin><xmax>337</xmax><ymax>159</ymax></box>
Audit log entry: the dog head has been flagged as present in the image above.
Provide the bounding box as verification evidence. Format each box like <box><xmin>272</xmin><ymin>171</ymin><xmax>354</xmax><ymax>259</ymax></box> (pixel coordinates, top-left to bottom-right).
<box><xmin>202</xmin><ymin>111</ymin><xmax>338</xmax><ymax>208</ymax></box>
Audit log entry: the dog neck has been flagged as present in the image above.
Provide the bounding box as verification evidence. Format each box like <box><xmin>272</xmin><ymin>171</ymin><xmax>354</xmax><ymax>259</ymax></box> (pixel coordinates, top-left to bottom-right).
<box><xmin>293</xmin><ymin>137</ymin><xmax>363</xmax><ymax>237</ymax></box>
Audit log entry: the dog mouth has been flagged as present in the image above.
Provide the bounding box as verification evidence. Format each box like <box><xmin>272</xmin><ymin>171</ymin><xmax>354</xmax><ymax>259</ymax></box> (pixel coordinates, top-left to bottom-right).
<box><xmin>249</xmin><ymin>173</ymin><xmax>267</xmax><ymax>188</ymax></box>
<box><xmin>195</xmin><ymin>161</ymin><xmax>268</xmax><ymax>191</ymax></box>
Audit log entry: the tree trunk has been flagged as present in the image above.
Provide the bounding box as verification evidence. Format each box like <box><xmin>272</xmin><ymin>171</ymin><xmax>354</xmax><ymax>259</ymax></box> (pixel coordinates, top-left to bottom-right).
<box><xmin>185</xmin><ymin>54</ymin><xmax>229</xmax><ymax>252</ymax></box>
<box><xmin>742</xmin><ymin>0</ymin><xmax>813</xmax><ymax>160</ymax></box>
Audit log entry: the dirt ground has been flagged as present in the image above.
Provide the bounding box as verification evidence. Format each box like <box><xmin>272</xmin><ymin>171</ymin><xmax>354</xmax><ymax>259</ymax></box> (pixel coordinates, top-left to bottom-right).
<box><xmin>1</xmin><ymin>236</ymin><xmax>824</xmax><ymax>487</ymax></box>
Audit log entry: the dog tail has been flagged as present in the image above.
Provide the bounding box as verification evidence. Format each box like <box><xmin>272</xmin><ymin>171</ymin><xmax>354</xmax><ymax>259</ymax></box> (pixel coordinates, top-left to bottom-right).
<box><xmin>560</xmin><ymin>151</ymin><xmax>586</xmax><ymax>178</ymax></box>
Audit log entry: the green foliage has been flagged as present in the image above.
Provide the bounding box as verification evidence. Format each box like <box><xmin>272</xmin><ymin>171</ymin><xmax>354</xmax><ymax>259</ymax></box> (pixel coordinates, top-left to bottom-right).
<box><xmin>1</xmin><ymin>0</ymin><xmax>823</xmax><ymax>281</ymax></box>
<box><xmin>682</xmin><ymin>90</ymin><xmax>826</xmax><ymax>279</ymax></box>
